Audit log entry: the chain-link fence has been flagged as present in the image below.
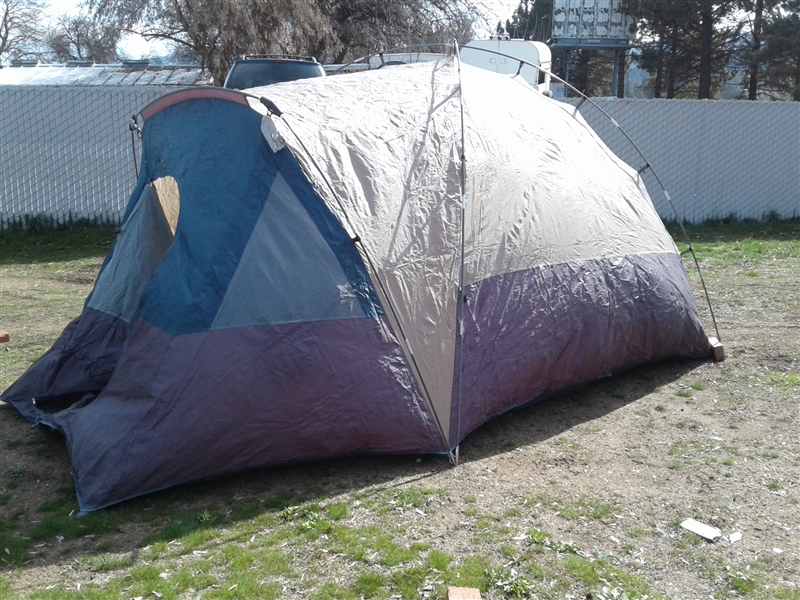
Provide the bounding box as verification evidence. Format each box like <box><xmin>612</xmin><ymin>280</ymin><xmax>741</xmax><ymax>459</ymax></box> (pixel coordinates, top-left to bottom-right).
<box><xmin>1</xmin><ymin>86</ymin><xmax>799</xmax><ymax>228</ymax></box>
<box><xmin>565</xmin><ymin>98</ymin><xmax>800</xmax><ymax>222</ymax></box>
<box><xmin>0</xmin><ymin>86</ymin><xmax>168</xmax><ymax>228</ymax></box>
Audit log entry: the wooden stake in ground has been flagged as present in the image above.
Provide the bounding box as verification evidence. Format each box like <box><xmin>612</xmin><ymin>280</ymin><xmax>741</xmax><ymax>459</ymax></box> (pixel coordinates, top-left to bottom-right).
<box><xmin>446</xmin><ymin>588</ymin><xmax>481</xmax><ymax>600</ymax></box>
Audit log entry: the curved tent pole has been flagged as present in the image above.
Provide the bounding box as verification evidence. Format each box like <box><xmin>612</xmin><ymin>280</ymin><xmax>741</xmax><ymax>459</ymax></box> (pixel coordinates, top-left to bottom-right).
<box><xmin>329</xmin><ymin>43</ymin><xmax>456</xmax><ymax>73</ymax></box>
<box><xmin>454</xmin><ymin>47</ymin><xmax>721</xmax><ymax>344</ymax></box>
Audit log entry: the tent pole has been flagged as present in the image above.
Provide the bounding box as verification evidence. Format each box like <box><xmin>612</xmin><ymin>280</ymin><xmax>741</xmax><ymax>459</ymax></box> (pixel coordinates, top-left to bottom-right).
<box><xmin>453</xmin><ymin>40</ymin><xmax>469</xmax><ymax>467</ymax></box>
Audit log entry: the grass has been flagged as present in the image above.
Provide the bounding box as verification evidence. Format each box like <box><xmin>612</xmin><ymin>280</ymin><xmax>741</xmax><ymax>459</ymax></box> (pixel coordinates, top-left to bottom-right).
<box><xmin>1</xmin><ymin>220</ymin><xmax>800</xmax><ymax>598</ymax></box>
<box><xmin>0</xmin><ymin>483</ymin><xmax>664</xmax><ymax>599</ymax></box>
<box><xmin>666</xmin><ymin>217</ymin><xmax>800</xmax><ymax>263</ymax></box>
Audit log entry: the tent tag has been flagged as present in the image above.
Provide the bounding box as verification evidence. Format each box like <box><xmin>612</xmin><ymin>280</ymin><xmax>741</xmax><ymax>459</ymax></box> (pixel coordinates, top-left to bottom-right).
<box><xmin>261</xmin><ymin>115</ymin><xmax>286</xmax><ymax>153</ymax></box>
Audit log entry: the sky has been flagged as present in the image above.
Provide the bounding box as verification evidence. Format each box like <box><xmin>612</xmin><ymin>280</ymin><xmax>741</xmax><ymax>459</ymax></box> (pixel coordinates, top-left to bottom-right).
<box><xmin>43</xmin><ymin>0</ymin><xmax>522</xmax><ymax>60</ymax></box>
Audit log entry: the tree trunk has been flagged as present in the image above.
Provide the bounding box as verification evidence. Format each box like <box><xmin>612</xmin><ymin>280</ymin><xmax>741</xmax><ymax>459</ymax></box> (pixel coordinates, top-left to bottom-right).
<box><xmin>748</xmin><ymin>0</ymin><xmax>764</xmax><ymax>100</ymax></box>
<box><xmin>667</xmin><ymin>26</ymin><xmax>679</xmax><ymax>98</ymax></box>
<box><xmin>794</xmin><ymin>51</ymin><xmax>800</xmax><ymax>102</ymax></box>
<box><xmin>576</xmin><ymin>49</ymin><xmax>590</xmax><ymax>94</ymax></box>
<box><xmin>698</xmin><ymin>0</ymin><xmax>713</xmax><ymax>99</ymax></box>
<box><xmin>654</xmin><ymin>38</ymin><xmax>664</xmax><ymax>98</ymax></box>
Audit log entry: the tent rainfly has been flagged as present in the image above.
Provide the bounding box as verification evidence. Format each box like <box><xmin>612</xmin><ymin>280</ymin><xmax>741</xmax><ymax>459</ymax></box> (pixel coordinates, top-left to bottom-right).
<box><xmin>1</xmin><ymin>57</ymin><xmax>712</xmax><ymax>512</ymax></box>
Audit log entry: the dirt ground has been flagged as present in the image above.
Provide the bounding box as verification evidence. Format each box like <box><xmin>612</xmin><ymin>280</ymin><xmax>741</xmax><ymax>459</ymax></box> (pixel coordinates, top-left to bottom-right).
<box><xmin>1</xmin><ymin>244</ymin><xmax>798</xmax><ymax>598</ymax></box>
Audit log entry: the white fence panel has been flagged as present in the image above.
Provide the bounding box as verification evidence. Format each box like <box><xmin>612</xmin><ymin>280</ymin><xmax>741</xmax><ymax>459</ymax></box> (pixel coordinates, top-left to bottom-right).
<box><xmin>1</xmin><ymin>88</ymin><xmax>799</xmax><ymax>227</ymax></box>
<box><xmin>0</xmin><ymin>86</ymin><xmax>170</xmax><ymax>228</ymax></box>
<box><xmin>566</xmin><ymin>98</ymin><xmax>800</xmax><ymax>222</ymax></box>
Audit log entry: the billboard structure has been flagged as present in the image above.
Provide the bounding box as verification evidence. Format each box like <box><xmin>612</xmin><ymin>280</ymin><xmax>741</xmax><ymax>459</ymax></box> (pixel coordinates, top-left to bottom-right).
<box><xmin>551</xmin><ymin>0</ymin><xmax>636</xmax><ymax>48</ymax></box>
<box><xmin>549</xmin><ymin>0</ymin><xmax>636</xmax><ymax>97</ymax></box>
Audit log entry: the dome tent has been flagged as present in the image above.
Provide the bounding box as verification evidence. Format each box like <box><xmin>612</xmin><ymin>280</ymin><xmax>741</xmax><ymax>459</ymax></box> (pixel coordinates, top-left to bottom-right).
<box><xmin>1</xmin><ymin>57</ymin><xmax>712</xmax><ymax>512</ymax></box>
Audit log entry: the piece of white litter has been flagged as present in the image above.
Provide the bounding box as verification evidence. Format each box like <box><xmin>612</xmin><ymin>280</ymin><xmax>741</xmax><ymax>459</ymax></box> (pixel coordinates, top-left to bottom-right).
<box><xmin>773</xmin><ymin>548</ymin><xmax>783</xmax><ymax>554</ymax></box>
<box><xmin>680</xmin><ymin>518</ymin><xmax>722</xmax><ymax>541</ymax></box>
<box><xmin>729</xmin><ymin>532</ymin><xmax>742</xmax><ymax>543</ymax></box>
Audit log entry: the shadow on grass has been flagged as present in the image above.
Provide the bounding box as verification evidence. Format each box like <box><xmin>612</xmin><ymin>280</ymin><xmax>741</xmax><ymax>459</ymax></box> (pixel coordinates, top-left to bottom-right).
<box><xmin>0</xmin><ymin>224</ymin><xmax>117</xmax><ymax>266</ymax></box>
<box><xmin>0</xmin><ymin>356</ymin><xmax>703</xmax><ymax>572</ymax></box>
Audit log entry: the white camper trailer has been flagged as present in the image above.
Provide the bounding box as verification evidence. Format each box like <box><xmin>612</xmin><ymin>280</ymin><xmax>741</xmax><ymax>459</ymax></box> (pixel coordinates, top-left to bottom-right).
<box><xmin>461</xmin><ymin>37</ymin><xmax>552</xmax><ymax>94</ymax></box>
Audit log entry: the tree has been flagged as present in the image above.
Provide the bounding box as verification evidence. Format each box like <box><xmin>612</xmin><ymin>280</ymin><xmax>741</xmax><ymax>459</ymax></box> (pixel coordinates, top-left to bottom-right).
<box><xmin>45</xmin><ymin>14</ymin><xmax>121</xmax><ymax>63</ymax></box>
<box><xmin>1</xmin><ymin>0</ymin><xmax>45</xmax><ymax>61</ymax></box>
<box><xmin>89</xmin><ymin>0</ymin><xmax>338</xmax><ymax>85</ymax></box>
<box><xmin>314</xmin><ymin>0</ymin><xmax>476</xmax><ymax>63</ymax></box>
<box><xmin>624</xmin><ymin>0</ymin><xmax>694</xmax><ymax>97</ymax></box>
<box><xmin>332</xmin><ymin>0</ymin><xmax>475</xmax><ymax>59</ymax></box>
<box><xmin>758</xmin><ymin>0</ymin><xmax>800</xmax><ymax>99</ymax></box>
<box><xmin>88</xmin><ymin>0</ymin><xmax>477</xmax><ymax>85</ymax></box>
<box><xmin>625</xmin><ymin>0</ymin><xmax>741</xmax><ymax>98</ymax></box>
<box><xmin>499</xmin><ymin>0</ymin><xmax>552</xmax><ymax>41</ymax></box>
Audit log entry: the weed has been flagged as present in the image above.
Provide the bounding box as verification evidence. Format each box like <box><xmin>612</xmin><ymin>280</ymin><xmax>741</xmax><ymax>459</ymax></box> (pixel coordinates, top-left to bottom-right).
<box><xmin>352</xmin><ymin>572</ymin><xmax>388</xmax><ymax>597</ymax></box>
<box><xmin>654</xmin><ymin>405</ymin><xmax>666</xmax><ymax>413</ymax></box>
<box><xmin>427</xmin><ymin>549</ymin><xmax>452</xmax><ymax>571</ymax></box>
<box><xmin>729</xmin><ymin>572</ymin><xmax>759</xmax><ymax>593</ymax></box>
<box><xmin>669</xmin><ymin>439</ymin><xmax>704</xmax><ymax>458</ymax></box>
<box><xmin>562</xmin><ymin>499</ymin><xmax>612</xmax><ymax>521</ymax></box>
<box><xmin>77</xmin><ymin>553</ymin><xmax>134</xmax><ymax>571</ymax></box>
<box><xmin>568</xmin><ymin>555</ymin><xmax>607</xmax><ymax>583</ymax></box>
<box><xmin>326</xmin><ymin>502</ymin><xmax>348</xmax><ymax>520</ymax></box>
<box><xmin>313</xmin><ymin>582</ymin><xmax>355</xmax><ymax>600</ymax></box>
<box><xmin>447</xmin><ymin>555</ymin><xmax>490</xmax><ymax>590</ymax></box>
<box><xmin>388</xmin><ymin>487</ymin><xmax>439</xmax><ymax>511</ymax></box>
<box><xmin>487</xmin><ymin>567</ymin><xmax>535</xmax><ymax>598</ymax></box>
<box><xmin>527</xmin><ymin>527</ymin><xmax>550</xmax><ymax>545</ymax></box>
<box><xmin>767</xmin><ymin>481</ymin><xmax>783</xmax><ymax>491</ymax></box>
<box><xmin>500</xmin><ymin>544</ymin><xmax>517</xmax><ymax>558</ymax></box>
<box><xmin>391</xmin><ymin>565</ymin><xmax>427</xmax><ymax>598</ymax></box>
<box><xmin>196</xmin><ymin>509</ymin><xmax>219</xmax><ymax>525</ymax></box>
<box><xmin>769</xmin><ymin>372</ymin><xmax>800</xmax><ymax>388</ymax></box>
